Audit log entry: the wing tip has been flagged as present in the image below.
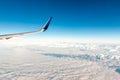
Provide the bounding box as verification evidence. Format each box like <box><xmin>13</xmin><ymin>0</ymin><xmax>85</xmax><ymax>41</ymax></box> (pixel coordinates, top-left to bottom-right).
<box><xmin>40</xmin><ymin>17</ymin><xmax>52</xmax><ymax>32</ymax></box>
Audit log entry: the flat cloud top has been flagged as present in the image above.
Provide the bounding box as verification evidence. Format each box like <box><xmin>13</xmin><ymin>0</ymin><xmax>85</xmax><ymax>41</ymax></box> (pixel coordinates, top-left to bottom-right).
<box><xmin>0</xmin><ymin>38</ymin><xmax>120</xmax><ymax>80</ymax></box>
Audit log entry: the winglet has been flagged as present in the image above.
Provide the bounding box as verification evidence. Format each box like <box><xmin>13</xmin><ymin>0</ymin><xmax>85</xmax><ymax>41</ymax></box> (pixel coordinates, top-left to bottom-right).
<box><xmin>39</xmin><ymin>17</ymin><xmax>52</xmax><ymax>32</ymax></box>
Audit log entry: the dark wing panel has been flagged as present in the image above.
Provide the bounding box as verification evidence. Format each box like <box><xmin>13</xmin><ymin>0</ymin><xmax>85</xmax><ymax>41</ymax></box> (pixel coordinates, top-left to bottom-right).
<box><xmin>39</xmin><ymin>17</ymin><xmax>52</xmax><ymax>32</ymax></box>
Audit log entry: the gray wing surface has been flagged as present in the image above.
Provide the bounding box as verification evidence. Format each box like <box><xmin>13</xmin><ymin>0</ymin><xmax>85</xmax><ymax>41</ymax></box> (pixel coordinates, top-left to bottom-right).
<box><xmin>0</xmin><ymin>17</ymin><xmax>52</xmax><ymax>40</ymax></box>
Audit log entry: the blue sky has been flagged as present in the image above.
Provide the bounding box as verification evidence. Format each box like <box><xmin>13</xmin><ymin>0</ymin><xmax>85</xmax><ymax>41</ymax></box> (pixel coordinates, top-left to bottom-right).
<box><xmin>0</xmin><ymin>0</ymin><xmax>120</xmax><ymax>41</ymax></box>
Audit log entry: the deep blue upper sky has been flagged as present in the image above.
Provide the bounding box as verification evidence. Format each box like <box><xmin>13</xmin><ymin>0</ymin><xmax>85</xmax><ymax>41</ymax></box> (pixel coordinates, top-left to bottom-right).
<box><xmin>0</xmin><ymin>0</ymin><xmax>120</xmax><ymax>41</ymax></box>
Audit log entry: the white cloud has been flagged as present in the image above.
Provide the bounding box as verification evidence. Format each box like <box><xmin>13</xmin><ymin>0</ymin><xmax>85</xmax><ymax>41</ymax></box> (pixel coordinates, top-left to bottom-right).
<box><xmin>0</xmin><ymin>39</ymin><xmax>120</xmax><ymax>80</ymax></box>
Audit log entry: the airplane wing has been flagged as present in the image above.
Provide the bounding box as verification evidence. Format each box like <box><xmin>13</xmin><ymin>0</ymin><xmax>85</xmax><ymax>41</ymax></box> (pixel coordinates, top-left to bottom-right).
<box><xmin>0</xmin><ymin>17</ymin><xmax>52</xmax><ymax>40</ymax></box>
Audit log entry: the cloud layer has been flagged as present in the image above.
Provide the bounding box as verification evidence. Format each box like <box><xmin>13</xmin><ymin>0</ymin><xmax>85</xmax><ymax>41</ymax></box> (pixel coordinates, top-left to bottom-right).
<box><xmin>0</xmin><ymin>39</ymin><xmax>120</xmax><ymax>80</ymax></box>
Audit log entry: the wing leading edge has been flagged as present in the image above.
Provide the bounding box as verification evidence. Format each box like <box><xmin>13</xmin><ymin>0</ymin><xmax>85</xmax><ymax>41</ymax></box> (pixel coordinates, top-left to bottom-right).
<box><xmin>0</xmin><ymin>17</ymin><xmax>52</xmax><ymax>40</ymax></box>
